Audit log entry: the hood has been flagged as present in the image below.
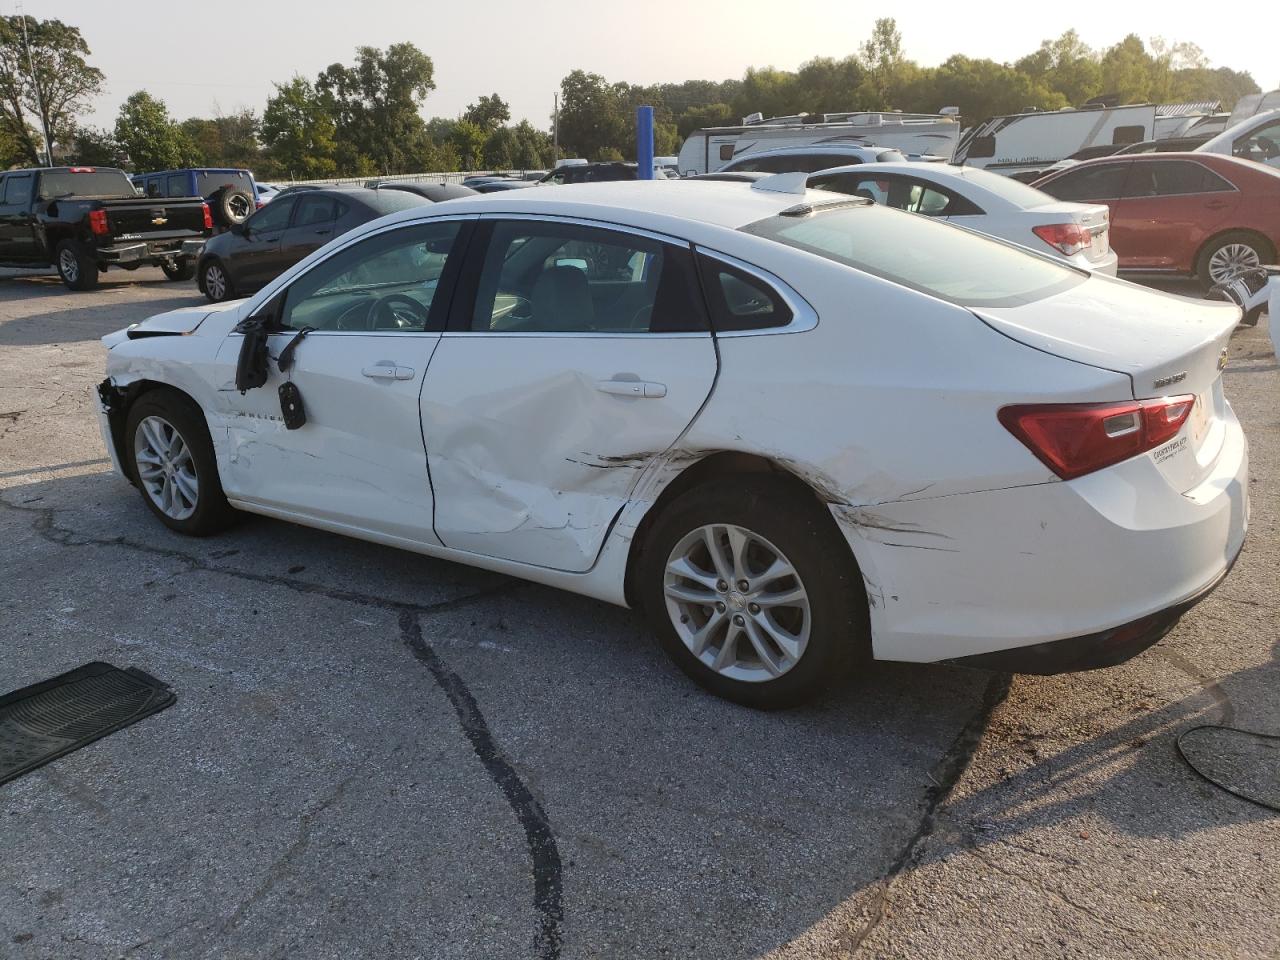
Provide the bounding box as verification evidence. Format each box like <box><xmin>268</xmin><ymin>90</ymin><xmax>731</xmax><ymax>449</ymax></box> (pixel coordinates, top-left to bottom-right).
<box><xmin>102</xmin><ymin>299</ymin><xmax>242</xmax><ymax>349</ymax></box>
<box><xmin>972</xmin><ymin>274</ymin><xmax>1239</xmax><ymax>399</ymax></box>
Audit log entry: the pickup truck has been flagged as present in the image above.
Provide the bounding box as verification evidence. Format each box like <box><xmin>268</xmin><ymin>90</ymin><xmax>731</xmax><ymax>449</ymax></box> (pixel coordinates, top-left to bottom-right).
<box><xmin>0</xmin><ymin>166</ymin><xmax>212</xmax><ymax>291</ymax></box>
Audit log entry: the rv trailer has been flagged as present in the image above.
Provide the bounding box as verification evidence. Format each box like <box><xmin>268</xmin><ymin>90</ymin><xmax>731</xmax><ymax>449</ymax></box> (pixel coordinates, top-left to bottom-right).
<box><xmin>954</xmin><ymin>104</ymin><xmax>1158</xmax><ymax>178</ymax></box>
<box><xmin>676</xmin><ymin>110</ymin><xmax>962</xmax><ymax>176</ymax></box>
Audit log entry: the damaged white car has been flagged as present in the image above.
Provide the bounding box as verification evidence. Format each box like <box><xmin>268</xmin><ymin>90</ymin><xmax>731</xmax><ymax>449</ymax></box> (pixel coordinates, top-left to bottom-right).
<box><xmin>98</xmin><ymin>179</ymin><xmax>1249</xmax><ymax>708</ymax></box>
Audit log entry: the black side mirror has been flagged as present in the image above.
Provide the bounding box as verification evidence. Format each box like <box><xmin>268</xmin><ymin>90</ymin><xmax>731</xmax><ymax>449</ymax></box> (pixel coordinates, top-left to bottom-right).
<box><xmin>230</xmin><ymin>221</ymin><xmax>247</xmax><ymax>237</ymax></box>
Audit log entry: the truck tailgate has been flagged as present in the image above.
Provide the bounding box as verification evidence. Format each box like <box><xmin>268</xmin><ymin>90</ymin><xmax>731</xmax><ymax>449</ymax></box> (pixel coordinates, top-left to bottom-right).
<box><xmin>100</xmin><ymin>198</ymin><xmax>206</xmax><ymax>239</ymax></box>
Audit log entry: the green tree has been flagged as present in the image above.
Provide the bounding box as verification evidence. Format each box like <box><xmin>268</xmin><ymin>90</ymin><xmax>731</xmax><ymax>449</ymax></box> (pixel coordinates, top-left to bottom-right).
<box><xmin>114</xmin><ymin>91</ymin><xmax>196</xmax><ymax>171</ymax></box>
<box><xmin>180</xmin><ymin>109</ymin><xmax>262</xmax><ymax>169</ymax></box>
<box><xmin>858</xmin><ymin>17</ymin><xmax>908</xmax><ymax>108</ymax></box>
<box><xmin>450</xmin><ymin>118</ymin><xmax>488</xmax><ymax>169</ymax></box>
<box><xmin>732</xmin><ymin>67</ymin><xmax>802</xmax><ymax>120</ymax></box>
<box><xmin>0</xmin><ymin>15</ymin><xmax>104</xmax><ymax>164</ymax></box>
<box><xmin>463</xmin><ymin>93</ymin><xmax>510</xmax><ymax>132</ymax></box>
<box><xmin>68</xmin><ymin>125</ymin><xmax>120</xmax><ymax>166</ymax></box>
<box><xmin>1100</xmin><ymin>34</ymin><xmax>1157</xmax><ymax>103</ymax></box>
<box><xmin>317</xmin><ymin>43</ymin><xmax>435</xmax><ymax>174</ymax></box>
<box><xmin>1015</xmin><ymin>31</ymin><xmax>1102</xmax><ymax>106</ymax></box>
<box><xmin>909</xmin><ymin>55</ymin><xmax>1068</xmax><ymax>121</ymax></box>
<box><xmin>262</xmin><ymin>77</ymin><xmax>337</xmax><ymax>179</ymax></box>
<box><xmin>795</xmin><ymin>56</ymin><xmax>867</xmax><ymax>114</ymax></box>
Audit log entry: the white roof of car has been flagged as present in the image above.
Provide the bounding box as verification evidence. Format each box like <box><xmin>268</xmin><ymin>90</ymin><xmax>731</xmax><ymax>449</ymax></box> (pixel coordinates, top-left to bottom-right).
<box><xmin>807</xmin><ymin>161</ymin><xmax>1059</xmax><ymax>210</ymax></box>
<box><xmin>377</xmin><ymin>180</ymin><xmax>825</xmax><ymax>235</ymax></box>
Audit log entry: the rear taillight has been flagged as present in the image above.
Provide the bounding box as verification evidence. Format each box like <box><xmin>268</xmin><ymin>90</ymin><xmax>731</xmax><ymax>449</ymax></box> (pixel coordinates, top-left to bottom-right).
<box><xmin>1032</xmin><ymin>222</ymin><xmax>1089</xmax><ymax>257</ymax></box>
<box><xmin>88</xmin><ymin>209</ymin><xmax>109</xmax><ymax>235</ymax></box>
<box><xmin>201</xmin><ymin>202</ymin><xmax>213</xmax><ymax>230</ymax></box>
<box><xmin>999</xmin><ymin>396</ymin><xmax>1196</xmax><ymax>480</ymax></box>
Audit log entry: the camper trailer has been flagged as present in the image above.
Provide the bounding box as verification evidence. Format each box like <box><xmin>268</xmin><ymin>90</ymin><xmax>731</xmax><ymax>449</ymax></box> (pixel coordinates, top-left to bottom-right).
<box><xmin>676</xmin><ymin>110</ymin><xmax>962</xmax><ymax>176</ymax></box>
<box><xmin>954</xmin><ymin>104</ymin><xmax>1158</xmax><ymax>178</ymax></box>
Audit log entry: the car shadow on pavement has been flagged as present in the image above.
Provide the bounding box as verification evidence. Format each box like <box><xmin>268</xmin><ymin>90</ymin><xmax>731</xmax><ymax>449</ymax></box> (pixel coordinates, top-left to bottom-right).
<box><xmin>2</xmin><ymin>464</ymin><xmax>1274</xmax><ymax>959</ymax></box>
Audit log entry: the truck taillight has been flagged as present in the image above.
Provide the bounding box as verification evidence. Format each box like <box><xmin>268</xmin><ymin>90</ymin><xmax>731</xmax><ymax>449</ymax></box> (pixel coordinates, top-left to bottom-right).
<box><xmin>1032</xmin><ymin>222</ymin><xmax>1090</xmax><ymax>257</ymax></box>
<box><xmin>89</xmin><ymin>209</ymin><xmax>109</xmax><ymax>235</ymax></box>
<box><xmin>999</xmin><ymin>396</ymin><xmax>1196</xmax><ymax>480</ymax></box>
<box><xmin>201</xmin><ymin>203</ymin><xmax>213</xmax><ymax>230</ymax></box>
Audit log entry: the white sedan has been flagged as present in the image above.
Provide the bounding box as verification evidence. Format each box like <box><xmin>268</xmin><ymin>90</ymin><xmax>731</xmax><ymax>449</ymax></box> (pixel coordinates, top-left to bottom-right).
<box><xmin>97</xmin><ymin>179</ymin><xmax>1246</xmax><ymax>708</ymax></box>
<box><xmin>807</xmin><ymin>162</ymin><xmax>1119</xmax><ymax>274</ymax></box>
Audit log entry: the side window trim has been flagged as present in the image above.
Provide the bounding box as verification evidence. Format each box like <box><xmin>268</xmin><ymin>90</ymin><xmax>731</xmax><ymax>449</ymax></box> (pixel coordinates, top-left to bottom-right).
<box><xmin>693</xmin><ymin>247</ymin><xmax>818</xmax><ymax>337</ymax></box>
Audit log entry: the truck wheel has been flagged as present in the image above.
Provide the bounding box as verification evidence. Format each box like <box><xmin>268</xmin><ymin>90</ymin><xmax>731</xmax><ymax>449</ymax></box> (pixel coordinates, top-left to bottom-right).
<box><xmin>162</xmin><ymin>259</ymin><xmax>195</xmax><ymax>282</ymax></box>
<box><xmin>200</xmin><ymin>260</ymin><xmax>234</xmax><ymax>303</ymax></box>
<box><xmin>55</xmin><ymin>240</ymin><xmax>100</xmax><ymax>291</ymax></box>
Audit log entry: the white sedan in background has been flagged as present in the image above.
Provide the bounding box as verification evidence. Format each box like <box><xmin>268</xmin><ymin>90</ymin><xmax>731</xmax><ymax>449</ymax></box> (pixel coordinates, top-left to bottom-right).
<box><xmin>97</xmin><ymin>179</ymin><xmax>1245</xmax><ymax>708</ymax></box>
<box><xmin>807</xmin><ymin>162</ymin><xmax>1119</xmax><ymax>273</ymax></box>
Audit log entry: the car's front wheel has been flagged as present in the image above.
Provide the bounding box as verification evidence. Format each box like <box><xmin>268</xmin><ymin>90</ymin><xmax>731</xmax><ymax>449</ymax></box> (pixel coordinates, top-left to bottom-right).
<box><xmin>125</xmin><ymin>388</ymin><xmax>236</xmax><ymax>536</ymax></box>
<box><xmin>200</xmin><ymin>259</ymin><xmax>234</xmax><ymax>303</ymax></box>
<box><xmin>639</xmin><ymin>476</ymin><xmax>869</xmax><ymax>709</ymax></box>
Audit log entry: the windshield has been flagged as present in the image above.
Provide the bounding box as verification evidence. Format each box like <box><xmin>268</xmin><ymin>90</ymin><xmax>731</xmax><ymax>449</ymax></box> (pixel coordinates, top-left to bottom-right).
<box><xmin>742</xmin><ymin>204</ymin><xmax>1085</xmax><ymax>308</ymax></box>
<box><xmin>37</xmin><ymin>169</ymin><xmax>135</xmax><ymax>200</ymax></box>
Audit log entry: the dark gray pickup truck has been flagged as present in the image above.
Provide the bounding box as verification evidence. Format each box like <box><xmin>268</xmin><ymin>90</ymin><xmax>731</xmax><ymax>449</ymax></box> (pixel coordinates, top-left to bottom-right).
<box><xmin>0</xmin><ymin>166</ymin><xmax>212</xmax><ymax>291</ymax></box>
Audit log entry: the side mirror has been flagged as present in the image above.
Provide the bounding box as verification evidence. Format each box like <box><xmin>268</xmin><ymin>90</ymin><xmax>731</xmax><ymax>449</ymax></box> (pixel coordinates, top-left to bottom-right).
<box><xmin>230</xmin><ymin>221</ymin><xmax>248</xmax><ymax>237</ymax></box>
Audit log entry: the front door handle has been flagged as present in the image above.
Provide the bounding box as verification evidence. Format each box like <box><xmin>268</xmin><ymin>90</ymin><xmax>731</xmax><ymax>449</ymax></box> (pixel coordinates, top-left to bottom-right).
<box><xmin>595</xmin><ymin>379</ymin><xmax>667</xmax><ymax>398</ymax></box>
<box><xmin>362</xmin><ymin>362</ymin><xmax>415</xmax><ymax>380</ymax></box>
<box><xmin>315</xmin><ymin>228</ymin><xmax>331</xmax><ymax>236</ymax></box>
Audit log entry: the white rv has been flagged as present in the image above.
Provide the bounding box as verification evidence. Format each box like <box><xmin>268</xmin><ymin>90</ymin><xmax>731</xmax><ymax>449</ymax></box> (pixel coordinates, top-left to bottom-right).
<box><xmin>954</xmin><ymin>104</ymin><xmax>1157</xmax><ymax>177</ymax></box>
<box><xmin>676</xmin><ymin>111</ymin><xmax>962</xmax><ymax>176</ymax></box>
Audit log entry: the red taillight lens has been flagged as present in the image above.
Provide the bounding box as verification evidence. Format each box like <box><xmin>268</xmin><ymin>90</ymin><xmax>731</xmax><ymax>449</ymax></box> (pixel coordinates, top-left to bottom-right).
<box><xmin>999</xmin><ymin>396</ymin><xmax>1196</xmax><ymax>480</ymax></box>
<box><xmin>1032</xmin><ymin>222</ymin><xmax>1089</xmax><ymax>257</ymax></box>
<box><xmin>201</xmin><ymin>202</ymin><xmax>213</xmax><ymax>230</ymax></box>
<box><xmin>88</xmin><ymin>209</ymin><xmax>109</xmax><ymax>235</ymax></box>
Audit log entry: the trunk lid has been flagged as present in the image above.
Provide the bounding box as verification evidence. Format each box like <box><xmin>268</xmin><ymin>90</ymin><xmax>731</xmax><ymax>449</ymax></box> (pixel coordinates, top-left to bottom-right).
<box><xmin>975</xmin><ymin>275</ymin><xmax>1239</xmax><ymax>491</ymax></box>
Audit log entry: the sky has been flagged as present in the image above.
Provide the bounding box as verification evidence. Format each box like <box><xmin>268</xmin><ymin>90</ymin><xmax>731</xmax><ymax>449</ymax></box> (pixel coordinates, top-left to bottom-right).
<box><xmin>26</xmin><ymin>0</ymin><xmax>1278</xmax><ymax>129</ymax></box>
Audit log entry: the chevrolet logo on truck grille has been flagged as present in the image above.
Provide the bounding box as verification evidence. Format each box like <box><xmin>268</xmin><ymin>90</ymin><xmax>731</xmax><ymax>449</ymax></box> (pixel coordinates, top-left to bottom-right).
<box><xmin>151</xmin><ymin>216</ymin><xmax>167</xmax><ymax>226</ymax></box>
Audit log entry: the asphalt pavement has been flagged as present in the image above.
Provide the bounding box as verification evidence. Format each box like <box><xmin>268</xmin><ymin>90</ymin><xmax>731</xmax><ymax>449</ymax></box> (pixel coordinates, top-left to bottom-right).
<box><xmin>0</xmin><ymin>267</ymin><xmax>1276</xmax><ymax>959</ymax></box>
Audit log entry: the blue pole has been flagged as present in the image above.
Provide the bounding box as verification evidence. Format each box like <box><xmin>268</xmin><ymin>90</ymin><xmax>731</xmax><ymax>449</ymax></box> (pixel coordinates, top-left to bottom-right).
<box><xmin>636</xmin><ymin>105</ymin><xmax>654</xmax><ymax>180</ymax></box>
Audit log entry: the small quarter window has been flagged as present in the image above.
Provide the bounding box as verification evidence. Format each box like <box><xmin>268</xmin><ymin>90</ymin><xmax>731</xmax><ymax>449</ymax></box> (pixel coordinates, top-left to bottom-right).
<box><xmin>719</xmin><ymin>144</ymin><xmax>735</xmax><ymax>161</ymax></box>
<box><xmin>697</xmin><ymin>255</ymin><xmax>793</xmax><ymax>332</ymax></box>
<box><xmin>1111</xmin><ymin>125</ymin><xmax>1146</xmax><ymax>145</ymax></box>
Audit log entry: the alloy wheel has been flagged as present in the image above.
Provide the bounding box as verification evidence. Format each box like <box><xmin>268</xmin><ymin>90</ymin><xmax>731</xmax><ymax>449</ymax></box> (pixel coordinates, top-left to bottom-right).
<box><xmin>205</xmin><ymin>265</ymin><xmax>226</xmax><ymax>300</ymax></box>
<box><xmin>58</xmin><ymin>248</ymin><xmax>79</xmax><ymax>283</ymax></box>
<box><xmin>228</xmin><ymin>194</ymin><xmax>251</xmax><ymax>220</ymax></box>
<box><xmin>1208</xmin><ymin>242</ymin><xmax>1261</xmax><ymax>284</ymax></box>
<box><xmin>663</xmin><ymin>523</ymin><xmax>811</xmax><ymax>682</ymax></box>
<box><xmin>134</xmin><ymin>415</ymin><xmax>199</xmax><ymax>520</ymax></box>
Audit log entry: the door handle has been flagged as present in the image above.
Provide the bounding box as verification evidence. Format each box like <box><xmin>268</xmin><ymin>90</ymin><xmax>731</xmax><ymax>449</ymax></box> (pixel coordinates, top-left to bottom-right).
<box><xmin>362</xmin><ymin>362</ymin><xmax>415</xmax><ymax>380</ymax></box>
<box><xmin>595</xmin><ymin>379</ymin><xmax>667</xmax><ymax>398</ymax></box>
<box><xmin>315</xmin><ymin>229</ymin><xmax>331</xmax><ymax>236</ymax></box>
<box><xmin>1205</xmin><ymin>200</ymin><xmax>1229</xmax><ymax>210</ymax></box>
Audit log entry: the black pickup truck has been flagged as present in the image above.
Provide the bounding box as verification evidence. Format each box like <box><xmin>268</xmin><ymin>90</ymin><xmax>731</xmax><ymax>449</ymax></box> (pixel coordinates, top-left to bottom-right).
<box><xmin>0</xmin><ymin>166</ymin><xmax>212</xmax><ymax>291</ymax></box>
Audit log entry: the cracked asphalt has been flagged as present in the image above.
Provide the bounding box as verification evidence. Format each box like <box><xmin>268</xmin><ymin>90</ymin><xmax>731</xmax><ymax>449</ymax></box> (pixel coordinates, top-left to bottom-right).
<box><xmin>1</xmin><ymin>266</ymin><xmax>1276</xmax><ymax>960</ymax></box>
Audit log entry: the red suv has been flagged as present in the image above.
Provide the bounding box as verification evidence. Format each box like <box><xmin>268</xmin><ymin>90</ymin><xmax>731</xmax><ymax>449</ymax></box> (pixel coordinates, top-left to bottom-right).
<box><xmin>1032</xmin><ymin>153</ymin><xmax>1280</xmax><ymax>287</ymax></box>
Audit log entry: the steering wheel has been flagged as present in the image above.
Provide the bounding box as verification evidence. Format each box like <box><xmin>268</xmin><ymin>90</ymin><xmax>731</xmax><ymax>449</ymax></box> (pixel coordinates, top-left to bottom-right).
<box><xmin>334</xmin><ymin>296</ymin><xmax>376</xmax><ymax>330</ymax></box>
<box><xmin>373</xmin><ymin>294</ymin><xmax>429</xmax><ymax>330</ymax></box>
<box><xmin>1257</xmin><ymin>136</ymin><xmax>1279</xmax><ymax>160</ymax></box>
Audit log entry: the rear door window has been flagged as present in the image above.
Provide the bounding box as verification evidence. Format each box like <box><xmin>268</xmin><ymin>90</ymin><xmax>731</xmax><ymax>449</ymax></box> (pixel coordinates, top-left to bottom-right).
<box><xmin>294</xmin><ymin>195</ymin><xmax>340</xmax><ymax>226</ymax></box>
<box><xmin>1123</xmin><ymin>160</ymin><xmax>1234</xmax><ymax>198</ymax></box>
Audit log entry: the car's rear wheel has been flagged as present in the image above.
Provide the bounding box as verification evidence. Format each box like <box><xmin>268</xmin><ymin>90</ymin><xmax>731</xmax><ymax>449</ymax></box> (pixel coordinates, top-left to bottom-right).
<box><xmin>1197</xmin><ymin>231</ymin><xmax>1273</xmax><ymax>289</ymax></box>
<box><xmin>55</xmin><ymin>240</ymin><xmax>99</xmax><ymax>291</ymax></box>
<box><xmin>162</xmin><ymin>259</ymin><xmax>195</xmax><ymax>281</ymax></box>
<box><xmin>201</xmin><ymin>260</ymin><xmax>234</xmax><ymax>303</ymax></box>
<box><xmin>639</xmin><ymin>475</ymin><xmax>869</xmax><ymax>709</ymax></box>
<box><xmin>125</xmin><ymin>389</ymin><xmax>236</xmax><ymax>536</ymax></box>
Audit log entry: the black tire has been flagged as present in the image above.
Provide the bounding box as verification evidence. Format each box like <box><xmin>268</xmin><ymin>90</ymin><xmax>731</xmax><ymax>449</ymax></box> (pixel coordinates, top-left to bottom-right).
<box><xmin>125</xmin><ymin>388</ymin><xmax>237</xmax><ymax>537</ymax></box>
<box><xmin>55</xmin><ymin>240</ymin><xmax>100</xmax><ymax>291</ymax></box>
<box><xmin>1196</xmin><ymin>231</ymin><xmax>1275</xmax><ymax>291</ymax></box>
<box><xmin>637</xmin><ymin>475</ymin><xmax>870</xmax><ymax>709</ymax></box>
<box><xmin>200</xmin><ymin>259</ymin><xmax>234</xmax><ymax>303</ymax></box>
<box><xmin>161</xmin><ymin>258</ymin><xmax>195</xmax><ymax>281</ymax></box>
<box><xmin>210</xmin><ymin>187</ymin><xmax>254</xmax><ymax>227</ymax></box>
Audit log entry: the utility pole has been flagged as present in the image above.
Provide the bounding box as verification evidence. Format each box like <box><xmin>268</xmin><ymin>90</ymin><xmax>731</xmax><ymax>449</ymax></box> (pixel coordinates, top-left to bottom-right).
<box><xmin>552</xmin><ymin>92</ymin><xmax>559</xmax><ymax>166</ymax></box>
<box><xmin>16</xmin><ymin>3</ymin><xmax>54</xmax><ymax>166</ymax></box>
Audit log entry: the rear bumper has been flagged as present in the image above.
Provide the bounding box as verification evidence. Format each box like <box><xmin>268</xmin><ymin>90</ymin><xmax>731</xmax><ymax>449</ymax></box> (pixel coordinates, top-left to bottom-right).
<box><xmin>946</xmin><ymin>531</ymin><xmax>1244</xmax><ymax>673</ymax></box>
<box><xmin>98</xmin><ymin>239</ymin><xmax>205</xmax><ymax>265</ymax></box>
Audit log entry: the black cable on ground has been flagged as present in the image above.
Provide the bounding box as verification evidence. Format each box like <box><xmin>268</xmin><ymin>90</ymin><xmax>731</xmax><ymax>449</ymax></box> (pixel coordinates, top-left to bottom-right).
<box><xmin>1175</xmin><ymin>724</ymin><xmax>1280</xmax><ymax>813</ymax></box>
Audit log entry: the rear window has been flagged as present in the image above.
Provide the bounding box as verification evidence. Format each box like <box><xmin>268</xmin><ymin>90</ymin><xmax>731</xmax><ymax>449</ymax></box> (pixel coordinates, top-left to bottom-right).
<box><xmin>195</xmin><ymin>171</ymin><xmax>253</xmax><ymax>198</ymax></box>
<box><xmin>365</xmin><ymin>190</ymin><xmax>432</xmax><ymax>215</ymax></box>
<box><xmin>730</xmin><ymin>153</ymin><xmax>864</xmax><ymax>174</ymax></box>
<box><xmin>742</xmin><ymin>205</ymin><xmax>1085</xmax><ymax>308</ymax></box>
<box><xmin>36</xmin><ymin>169</ymin><xmax>135</xmax><ymax>200</ymax></box>
<box><xmin>958</xmin><ymin>168</ymin><xmax>1057</xmax><ymax>207</ymax></box>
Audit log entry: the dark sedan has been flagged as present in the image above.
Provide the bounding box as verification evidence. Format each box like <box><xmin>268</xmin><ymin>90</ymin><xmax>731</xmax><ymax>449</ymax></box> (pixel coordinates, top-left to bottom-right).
<box><xmin>196</xmin><ymin>187</ymin><xmax>430</xmax><ymax>303</ymax></box>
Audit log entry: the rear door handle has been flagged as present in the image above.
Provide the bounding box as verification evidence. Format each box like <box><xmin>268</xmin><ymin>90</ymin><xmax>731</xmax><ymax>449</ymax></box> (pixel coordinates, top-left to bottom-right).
<box><xmin>1205</xmin><ymin>200</ymin><xmax>1230</xmax><ymax>210</ymax></box>
<box><xmin>362</xmin><ymin>362</ymin><xmax>414</xmax><ymax>380</ymax></box>
<box><xmin>596</xmin><ymin>379</ymin><xmax>667</xmax><ymax>398</ymax></box>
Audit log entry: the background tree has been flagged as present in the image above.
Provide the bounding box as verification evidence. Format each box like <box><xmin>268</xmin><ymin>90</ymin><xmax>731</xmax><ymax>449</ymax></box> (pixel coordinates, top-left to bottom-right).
<box><xmin>463</xmin><ymin>93</ymin><xmax>510</xmax><ymax>132</ymax></box>
<box><xmin>262</xmin><ymin>77</ymin><xmax>337</xmax><ymax>179</ymax></box>
<box><xmin>317</xmin><ymin>43</ymin><xmax>435</xmax><ymax>174</ymax></box>
<box><xmin>1015</xmin><ymin>31</ymin><xmax>1102</xmax><ymax>106</ymax></box>
<box><xmin>114</xmin><ymin>91</ymin><xmax>196</xmax><ymax>171</ymax></box>
<box><xmin>180</xmin><ymin>109</ymin><xmax>262</xmax><ymax>170</ymax></box>
<box><xmin>0</xmin><ymin>15</ymin><xmax>103</xmax><ymax>164</ymax></box>
<box><xmin>449</xmin><ymin>118</ymin><xmax>487</xmax><ymax>169</ymax></box>
<box><xmin>68</xmin><ymin>125</ymin><xmax>120</xmax><ymax>166</ymax></box>
<box><xmin>858</xmin><ymin>17</ymin><xmax>910</xmax><ymax>107</ymax></box>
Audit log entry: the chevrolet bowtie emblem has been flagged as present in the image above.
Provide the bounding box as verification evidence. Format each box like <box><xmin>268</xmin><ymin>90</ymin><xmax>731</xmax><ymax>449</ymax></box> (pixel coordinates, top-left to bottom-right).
<box><xmin>151</xmin><ymin>216</ymin><xmax>167</xmax><ymax>226</ymax></box>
